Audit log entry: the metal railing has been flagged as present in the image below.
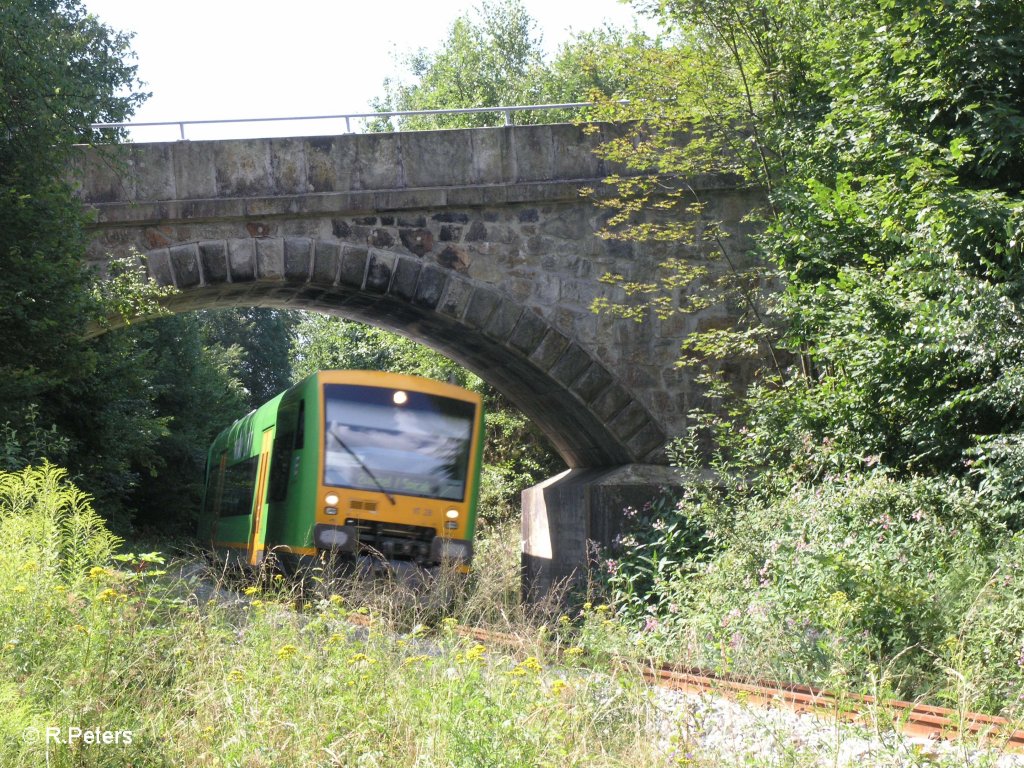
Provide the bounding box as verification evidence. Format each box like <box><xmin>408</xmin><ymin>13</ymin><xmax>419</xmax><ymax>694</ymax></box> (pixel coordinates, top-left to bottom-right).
<box><xmin>91</xmin><ymin>101</ymin><xmax>624</xmax><ymax>141</ymax></box>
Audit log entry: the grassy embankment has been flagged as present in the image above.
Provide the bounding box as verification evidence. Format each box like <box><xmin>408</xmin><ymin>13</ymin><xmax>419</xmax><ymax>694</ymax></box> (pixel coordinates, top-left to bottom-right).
<box><xmin>3</xmin><ymin>464</ymin><xmax>1023</xmax><ymax>767</ymax></box>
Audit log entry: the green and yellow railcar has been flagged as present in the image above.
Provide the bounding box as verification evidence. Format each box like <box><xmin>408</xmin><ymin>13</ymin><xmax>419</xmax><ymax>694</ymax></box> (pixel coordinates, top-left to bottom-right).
<box><xmin>198</xmin><ymin>370</ymin><xmax>484</xmax><ymax>570</ymax></box>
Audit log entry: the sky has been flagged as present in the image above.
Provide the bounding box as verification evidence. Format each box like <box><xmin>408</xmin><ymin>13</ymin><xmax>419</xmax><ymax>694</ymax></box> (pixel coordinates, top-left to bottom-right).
<box><xmin>82</xmin><ymin>0</ymin><xmax>655</xmax><ymax>142</ymax></box>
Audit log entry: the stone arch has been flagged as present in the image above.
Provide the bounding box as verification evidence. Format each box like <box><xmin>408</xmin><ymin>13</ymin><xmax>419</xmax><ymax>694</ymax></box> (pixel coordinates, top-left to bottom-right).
<box><xmin>104</xmin><ymin>235</ymin><xmax>667</xmax><ymax>469</ymax></box>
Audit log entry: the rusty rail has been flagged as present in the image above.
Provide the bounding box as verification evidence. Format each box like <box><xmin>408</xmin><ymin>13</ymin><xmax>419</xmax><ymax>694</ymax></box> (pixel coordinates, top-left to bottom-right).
<box><xmin>636</xmin><ymin>662</ymin><xmax>1024</xmax><ymax>750</ymax></box>
<box><xmin>354</xmin><ymin>612</ymin><xmax>1024</xmax><ymax>751</ymax></box>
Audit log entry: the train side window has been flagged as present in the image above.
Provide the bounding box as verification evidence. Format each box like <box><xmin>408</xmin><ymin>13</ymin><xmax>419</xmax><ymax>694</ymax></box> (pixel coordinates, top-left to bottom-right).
<box><xmin>218</xmin><ymin>456</ymin><xmax>259</xmax><ymax>518</ymax></box>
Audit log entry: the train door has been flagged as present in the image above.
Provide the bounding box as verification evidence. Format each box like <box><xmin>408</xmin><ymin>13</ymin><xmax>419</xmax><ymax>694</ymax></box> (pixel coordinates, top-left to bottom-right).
<box><xmin>247</xmin><ymin>427</ymin><xmax>275</xmax><ymax>565</ymax></box>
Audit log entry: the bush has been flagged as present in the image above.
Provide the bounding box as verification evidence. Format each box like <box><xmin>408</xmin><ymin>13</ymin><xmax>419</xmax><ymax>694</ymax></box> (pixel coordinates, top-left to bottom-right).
<box><xmin>601</xmin><ymin>471</ymin><xmax>1024</xmax><ymax>711</ymax></box>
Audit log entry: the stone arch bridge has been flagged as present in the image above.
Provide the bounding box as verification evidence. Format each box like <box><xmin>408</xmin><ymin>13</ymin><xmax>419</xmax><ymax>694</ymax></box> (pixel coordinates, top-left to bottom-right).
<box><xmin>71</xmin><ymin>122</ymin><xmax>759</xmax><ymax>593</ymax></box>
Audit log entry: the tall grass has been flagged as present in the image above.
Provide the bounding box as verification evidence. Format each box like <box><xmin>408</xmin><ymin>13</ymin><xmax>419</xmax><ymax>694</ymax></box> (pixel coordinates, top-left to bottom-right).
<box><xmin>0</xmin><ymin>465</ymin><xmax>665</xmax><ymax>767</ymax></box>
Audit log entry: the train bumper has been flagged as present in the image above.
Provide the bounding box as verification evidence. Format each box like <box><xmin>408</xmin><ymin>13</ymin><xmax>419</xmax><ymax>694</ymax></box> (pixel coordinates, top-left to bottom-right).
<box><xmin>430</xmin><ymin>537</ymin><xmax>473</xmax><ymax>564</ymax></box>
<box><xmin>313</xmin><ymin>523</ymin><xmax>359</xmax><ymax>553</ymax></box>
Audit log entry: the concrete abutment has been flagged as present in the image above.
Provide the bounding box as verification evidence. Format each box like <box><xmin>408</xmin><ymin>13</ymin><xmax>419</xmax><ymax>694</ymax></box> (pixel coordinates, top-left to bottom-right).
<box><xmin>521</xmin><ymin>464</ymin><xmax>683</xmax><ymax>600</ymax></box>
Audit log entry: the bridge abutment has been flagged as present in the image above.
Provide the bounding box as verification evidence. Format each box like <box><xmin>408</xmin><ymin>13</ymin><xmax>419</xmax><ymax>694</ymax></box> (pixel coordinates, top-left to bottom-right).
<box><xmin>520</xmin><ymin>464</ymin><xmax>682</xmax><ymax>600</ymax></box>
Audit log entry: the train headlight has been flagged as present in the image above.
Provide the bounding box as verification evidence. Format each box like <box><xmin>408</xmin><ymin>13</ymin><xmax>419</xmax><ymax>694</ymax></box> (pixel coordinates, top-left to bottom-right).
<box><xmin>325</xmin><ymin>507</ymin><xmax>338</xmax><ymax>515</ymax></box>
<box><xmin>393</xmin><ymin>390</ymin><xmax>408</xmax><ymax>405</ymax></box>
<box><xmin>325</xmin><ymin>493</ymin><xmax>339</xmax><ymax>506</ymax></box>
<box><xmin>445</xmin><ymin>509</ymin><xmax>459</xmax><ymax>520</ymax></box>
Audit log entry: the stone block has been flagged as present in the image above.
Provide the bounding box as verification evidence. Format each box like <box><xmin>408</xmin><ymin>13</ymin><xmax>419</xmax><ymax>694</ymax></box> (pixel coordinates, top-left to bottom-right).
<box><xmin>483</xmin><ymin>297</ymin><xmax>523</xmax><ymax>342</ymax></box>
<box><xmin>256</xmin><ymin>238</ymin><xmax>284</xmax><ymax>279</ymax></box>
<box><xmin>470</xmin><ymin>128</ymin><xmax>515</xmax><ymax>184</ymax></box>
<box><xmin>338</xmin><ymin>246</ymin><xmax>368</xmax><ymax>289</ymax></box>
<box><xmin>269</xmin><ymin>138</ymin><xmax>308</xmax><ymax>194</ymax></box>
<box><xmin>400</xmin><ymin>130</ymin><xmax>475</xmax><ymax>187</ymax></box>
<box><xmin>437</xmin><ymin>277</ymin><xmax>473</xmax><ymax>319</ymax></box>
<box><xmin>462</xmin><ymin>287</ymin><xmax>500</xmax><ymax>329</ymax></box>
<box><xmin>399</xmin><ymin>228</ymin><xmax>434</xmax><ymax>257</ymax></box>
<box><xmin>592</xmin><ymin>384</ymin><xmax>631</xmax><ymax>422</ymax></box>
<box><xmin>169</xmin><ymin>243</ymin><xmax>201</xmax><ymax>288</ymax></box>
<box><xmin>214</xmin><ymin>139</ymin><xmax>273</xmax><ymax>197</ymax></box>
<box><xmin>413</xmin><ymin>265</ymin><xmax>448</xmax><ymax>309</ymax></box>
<box><xmin>352</xmin><ymin>133</ymin><xmax>403</xmax><ymax>190</ymax></box>
<box><xmin>389</xmin><ymin>256</ymin><xmax>422</xmax><ymax>302</ymax></box>
<box><xmin>227</xmin><ymin>239</ymin><xmax>256</xmax><ymax>282</ymax></box>
<box><xmin>365</xmin><ymin>251</ymin><xmax>395</xmax><ymax>293</ymax></box>
<box><xmin>129</xmin><ymin>143</ymin><xmax>175</xmax><ymax>201</ymax></box>
<box><xmin>283</xmin><ymin>237</ymin><xmax>312</xmax><ymax>281</ymax></box>
<box><xmin>549</xmin><ymin>343</ymin><xmax>591</xmax><ymax>386</ymax></box>
<box><xmin>508</xmin><ymin>309</ymin><xmax>548</xmax><ymax>355</ymax></box>
<box><xmin>198</xmin><ymin>240</ymin><xmax>228</xmax><ymax>284</ymax></box>
<box><xmin>171</xmin><ymin>141</ymin><xmax>217</xmax><ymax>199</ymax></box>
<box><xmin>571</xmin><ymin>363</ymin><xmax>613</xmax><ymax>403</ymax></box>
<box><xmin>608</xmin><ymin>400</ymin><xmax>649</xmax><ymax>441</ymax></box>
<box><xmin>528</xmin><ymin>329</ymin><xmax>570</xmax><ymax>371</ymax></box>
<box><xmin>146</xmin><ymin>248</ymin><xmax>174</xmax><ymax>287</ymax></box>
<box><xmin>312</xmin><ymin>241</ymin><xmax>341</xmax><ymax>284</ymax></box>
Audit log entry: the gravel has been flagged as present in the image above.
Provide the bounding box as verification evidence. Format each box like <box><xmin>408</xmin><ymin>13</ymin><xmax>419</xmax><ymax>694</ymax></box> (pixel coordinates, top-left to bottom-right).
<box><xmin>653</xmin><ymin>686</ymin><xmax>1024</xmax><ymax>767</ymax></box>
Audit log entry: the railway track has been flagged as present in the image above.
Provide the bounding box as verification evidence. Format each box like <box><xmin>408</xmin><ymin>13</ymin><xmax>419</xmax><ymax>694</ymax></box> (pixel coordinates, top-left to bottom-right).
<box><xmin>450</xmin><ymin>622</ymin><xmax>1024</xmax><ymax>751</ymax></box>
<box><xmin>634</xmin><ymin>661</ymin><xmax>1024</xmax><ymax>750</ymax></box>
<box><xmin>206</xmin><ymin>567</ymin><xmax>1024</xmax><ymax>753</ymax></box>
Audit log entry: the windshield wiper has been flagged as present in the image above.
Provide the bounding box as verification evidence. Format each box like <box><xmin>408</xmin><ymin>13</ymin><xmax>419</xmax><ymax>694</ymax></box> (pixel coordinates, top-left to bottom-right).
<box><xmin>328</xmin><ymin>427</ymin><xmax>396</xmax><ymax>506</ymax></box>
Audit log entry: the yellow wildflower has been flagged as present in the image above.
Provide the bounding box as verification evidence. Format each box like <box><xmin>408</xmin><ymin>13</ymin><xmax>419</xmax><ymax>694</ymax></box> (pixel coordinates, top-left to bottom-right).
<box><xmin>251</xmin><ymin>599</ymin><xmax>264</xmax><ymax>608</ymax></box>
<box><xmin>348</xmin><ymin>653</ymin><xmax>375</xmax><ymax>665</ymax></box>
<box><xmin>595</xmin><ymin>605</ymin><xmax>610</xmax><ymax>614</ymax></box>
<box><xmin>558</xmin><ymin>614</ymin><xmax>571</xmax><ymax>625</ymax></box>
<box><xmin>550</xmin><ymin>679</ymin><xmax>569</xmax><ymax>696</ymax></box>
<box><xmin>513</xmin><ymin>656</ymin><xmax>543</xmax><ymax>675</ymax></box>
<box><xmin>12</xmin><ymin>585</ymin><xmax>26</xmax><ymax>594</ymax></box>
<box><xmin>402</xmin><ymin>654</ymin><xmax>430</xmax><ymax>667</ymax></box>
<box><xmin>328</xmin><ymin>594</ymin><xmax>343</xmax><ymax>606</ymax></box>
<box><xmin>465</xmin><ymin>644</ymin><xmax>486</xmax><ymax>662</ymax></box>
<box><xmin>227</xmin><ymin>668</ymin><xmax>246</xmax><ymax>683</ymax></box>
<box><xmin>243</xmin><ymin>586</ymin><xmax>260</xmax><ymax>596</ymax></box>
<box><xmin>95</xmin><ymin>588</ymin><xmax>118</xmax><ymax>602</ymax></box>
<box><xmin>88</xmin><ymin>566</ymin><xmax>108</xmax><ymax>580</ymax></box>
<box><xmin>564</xmin><ymin>646</ymin><xmax>585</xmax><ymax>659</ymax></box>
<box><xmin>276</xmin><ymin>644</ymin><xmax>299</xmax><ymax>660</ymax></box>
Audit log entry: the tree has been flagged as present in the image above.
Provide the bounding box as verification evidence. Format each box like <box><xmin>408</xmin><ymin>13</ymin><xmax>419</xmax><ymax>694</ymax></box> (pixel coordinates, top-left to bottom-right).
<box><xmin>198</xmin><ymin>308</ymin><xmax>300</xmax><ymax>410</ymax></box>
<box><xmin>371</xmin><ymin>0</ymin><xmax>663</xmax><ymax>130</ymax></box>
<box><xmin>593</xmin><ymin>0</ymin><xmax>1024</xmax><ymax>489</ymax></box>
<box><xmin>0</xmin><ymin>0</ymin><xmax>146</xmax><ymax>451</ymax></box>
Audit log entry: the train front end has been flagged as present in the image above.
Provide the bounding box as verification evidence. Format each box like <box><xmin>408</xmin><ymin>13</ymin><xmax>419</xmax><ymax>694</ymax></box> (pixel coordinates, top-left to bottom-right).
<box><xmin>311</xmin><ymin>371</ymin><xmax>483</xmax><ymax>568</ymax></box>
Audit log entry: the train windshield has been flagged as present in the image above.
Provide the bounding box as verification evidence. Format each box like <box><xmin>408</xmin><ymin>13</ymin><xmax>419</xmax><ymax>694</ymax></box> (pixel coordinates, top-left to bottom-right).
<box><xmin>322</xmin><ymin>383</ymin><xmax>476</xmax><ymax>501</ymax></box>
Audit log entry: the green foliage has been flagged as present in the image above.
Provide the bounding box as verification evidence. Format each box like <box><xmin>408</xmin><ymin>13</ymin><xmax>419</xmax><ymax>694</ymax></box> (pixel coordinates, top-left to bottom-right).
<box><xmin>0</xmin><ymin>464</ymin><xmax>120</xmax><ymax>584</ymax></box>
<box><xmin>90</xmin><ymin>253</ymin><xmax>177</xmax><ymax>329</ymax></box>
<box><xmin>198</xmin><ymin>307</ymin><xmax>299</xmax><ymax>409</ymax></box>
<box><xmin>120</xmin><ymin>314</ymin><xmax>251</xmax><ymax>533</ymax></box>
<box><xmin>600</xmin><ymin>494</ymin><xmax>707</xmax><ymax>620</ymax></box>
<box><xmin>598</xmin><ymin>470</ymin><xmax>1022</xmax><ymax>708</ymax></box>
<box><xmin>583</xmin><ymin>0</ymin><xmax>1024</xmax><ymax>712</ymax></box>
<box><xmin>0</xmin><ymin>482</ymin><xmax>654</xmax><ymax>767</ymax></box>
<box><xmin>591</xmin><ymin>0</ymin><xmax>1024</xmax><ymax>482</ymax></box>
<box><xmin>371</xmin><ymin>0</ymin><xmax>662</xmax><ymax>130</ymax></box>
<box><xmin>0</xmin><ymin>0</ymin><xmax>145</xmax><ymax>411</ymax></box>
